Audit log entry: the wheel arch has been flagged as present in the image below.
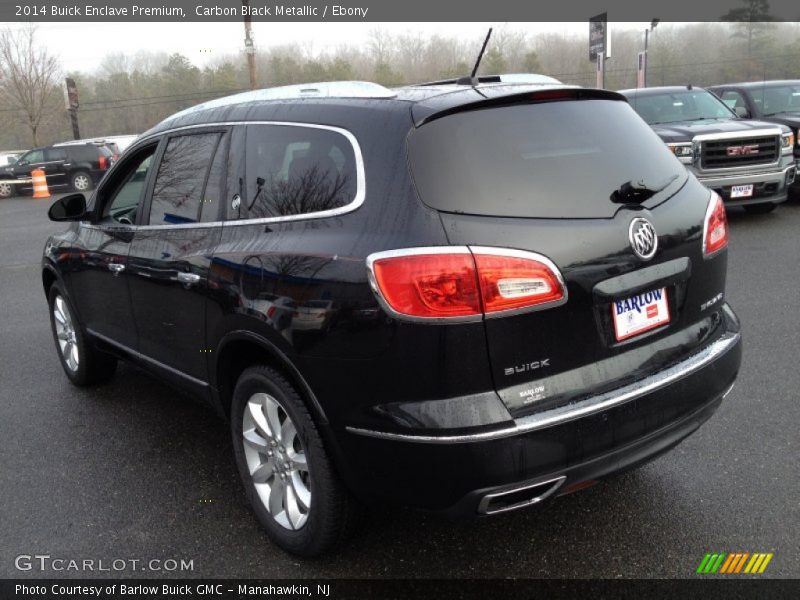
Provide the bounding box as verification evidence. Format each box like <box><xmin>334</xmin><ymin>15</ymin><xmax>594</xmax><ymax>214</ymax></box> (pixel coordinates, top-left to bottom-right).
<box><xmin>214</xmin><ymin>330</ymin><xmax>329</xmax><ymax>427</ymax></box>
<box><xmin>41</xmin><ymin>263</ymin><xmax>60</xmax><ymax>298</ymax></box>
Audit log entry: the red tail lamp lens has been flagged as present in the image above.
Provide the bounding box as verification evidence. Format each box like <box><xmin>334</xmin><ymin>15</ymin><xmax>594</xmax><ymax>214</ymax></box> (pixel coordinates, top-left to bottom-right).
<box><xmin>371</xmin><ymin>253</ymin><xmax>481</xmax><ymax>318</ymax></box>
<box><xmin>369</xmin><ymin>249</ymin><xmax>566</xmax><ymax>320</ymax></box>
<box><xmin>703</xmin><ymin>192</ymin><xmax>728</xmax><ymax>257</ymax></box>
<box><xmin>473</xmin><ymin>253</ymin><xmax>565</xmax><ymax>313</ymax></box>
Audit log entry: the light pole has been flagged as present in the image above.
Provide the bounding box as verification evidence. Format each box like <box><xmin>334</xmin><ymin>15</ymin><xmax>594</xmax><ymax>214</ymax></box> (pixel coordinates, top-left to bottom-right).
<box><xmin>643</xmin><ymin>19</ymin><xmax>660</xmax><ymax>88</ymax></box>
<box><xmin>242</xmin><ymin>0</ymin><xmax>257</xmax><ymax>90</ymax></box>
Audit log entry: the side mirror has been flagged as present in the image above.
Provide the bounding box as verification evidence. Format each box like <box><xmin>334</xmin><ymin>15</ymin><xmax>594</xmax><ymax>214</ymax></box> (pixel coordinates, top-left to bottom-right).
<box><xmin>48</xmin><ymin>193</ymin><xmax>87</xmax><ymax>222</ymax></box>
<box><xmin>734</xmin><ymin>106</ymin><xmax>750</xmax><ymax>118</ymax></box>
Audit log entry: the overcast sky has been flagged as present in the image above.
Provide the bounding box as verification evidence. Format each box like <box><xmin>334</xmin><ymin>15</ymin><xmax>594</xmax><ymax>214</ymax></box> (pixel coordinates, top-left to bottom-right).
<box><xmin>1</xmin><ymin>21</ymin><xmax>657</xmax><ymax>74</ymax></box>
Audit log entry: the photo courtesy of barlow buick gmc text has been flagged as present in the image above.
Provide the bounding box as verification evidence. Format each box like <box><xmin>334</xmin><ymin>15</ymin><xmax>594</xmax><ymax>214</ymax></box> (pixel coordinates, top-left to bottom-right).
<box><xmin>1</xmin><ymin>1</ymin><xmax>799</xmax><ymax>598</ymax></box>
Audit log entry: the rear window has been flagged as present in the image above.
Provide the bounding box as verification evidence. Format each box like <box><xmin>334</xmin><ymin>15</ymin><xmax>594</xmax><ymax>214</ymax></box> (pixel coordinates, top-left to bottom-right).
<box><xmin>408</xmin><ymin>99</ymin><xmax>686</xmax><ymax>219</ymax></box>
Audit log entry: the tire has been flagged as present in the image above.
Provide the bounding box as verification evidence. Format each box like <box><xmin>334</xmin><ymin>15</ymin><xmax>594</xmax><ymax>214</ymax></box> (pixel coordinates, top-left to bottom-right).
<box><xmin>0</xmin><ymin>181</ymin><xmax>13</xmax><ymax>198</ymax></box>
<box><xmin>743</xmin><ymin>203</ymin><xmax>777</xmax><ymax>214</ymax></box>
<box><xmin>48</xmin><ymin>283</ymin><xmax>117</xmax><ymax>386</ymax></box>
<box><xmin>231</xmin><ymin>365</ymin><xmax>358</xmax><ymax>556</ymax></box>
<box><xmin>70</xmin><ymin>171</ymin><xmax>93</xmax><ymax>192</ymax></box>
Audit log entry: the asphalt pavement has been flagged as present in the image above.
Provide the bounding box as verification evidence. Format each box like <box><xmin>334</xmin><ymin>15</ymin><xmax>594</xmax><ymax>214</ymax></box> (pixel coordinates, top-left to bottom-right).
<box><xmin>1</xmin><ymin>191</ymin><xmax>798</xmax><ymax>579</ymax></box>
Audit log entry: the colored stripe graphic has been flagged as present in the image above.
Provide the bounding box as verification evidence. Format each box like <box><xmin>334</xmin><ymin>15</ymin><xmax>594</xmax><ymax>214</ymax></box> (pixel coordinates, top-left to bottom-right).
<box><xmin>699</xmin><ymin>552</ymin><xmax>773</xmax><ymax>574</ymax></box>
<box><xmin>697</xmin><ymin>553</ymin><xmax>727</xmax><ymax>573</ymax></box>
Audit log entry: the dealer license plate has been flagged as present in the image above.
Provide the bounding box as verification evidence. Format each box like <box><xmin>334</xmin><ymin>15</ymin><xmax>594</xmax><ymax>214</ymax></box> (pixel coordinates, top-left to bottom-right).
<box><xmin>730</xmin><ymin>184</ymin><xmax>753</xmax><ymax>198</ymax></box>
<box><xmin>611</xmin><ymin>287</ymin><xmax>671</xmax><ymax>342</ymax></box>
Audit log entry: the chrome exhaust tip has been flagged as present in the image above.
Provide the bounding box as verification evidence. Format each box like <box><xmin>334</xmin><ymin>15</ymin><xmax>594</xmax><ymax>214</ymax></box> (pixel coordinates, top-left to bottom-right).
<box><xmin>477</xmin><ymin>475</ymin><xmax>566</xmax><ymax>515</ymax></box>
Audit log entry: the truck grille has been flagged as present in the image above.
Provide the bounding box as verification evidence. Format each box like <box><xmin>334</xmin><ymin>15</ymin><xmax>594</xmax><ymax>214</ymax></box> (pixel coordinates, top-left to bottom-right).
<box><xmin>700</xmin><ymin>136</ymin><xmax>779</xmax><ymax>169</ymax></box>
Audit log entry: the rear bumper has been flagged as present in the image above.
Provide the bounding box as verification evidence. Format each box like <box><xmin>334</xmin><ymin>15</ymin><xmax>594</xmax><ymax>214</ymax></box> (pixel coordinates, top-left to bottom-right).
<box><xmin>339</xmin><ymin>308</ymin><xmax>741</xmax><ymax>515</ymax></box>
<box><xmin>692</xmin><ymin>163</ymin><xmax>795</xmax><ymax>207</ymax></box>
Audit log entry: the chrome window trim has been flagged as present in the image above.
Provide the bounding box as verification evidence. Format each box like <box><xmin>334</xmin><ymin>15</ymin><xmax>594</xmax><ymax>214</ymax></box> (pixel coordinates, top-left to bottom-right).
<box><xmin>84</xmin><ymin>120</ymin><xmax>366</xmax><ymax>231</ymax></box>
<box><xmin>346</xmin><ymin>330</ymin><xmax>740</xmax><ymax>444</ymax></box>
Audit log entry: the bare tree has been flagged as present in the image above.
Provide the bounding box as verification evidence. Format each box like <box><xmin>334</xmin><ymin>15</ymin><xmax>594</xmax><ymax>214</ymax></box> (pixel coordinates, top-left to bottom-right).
<box><xmin>0</xmin><ymin>26</ymin><xmax>61</xmax><ymax>146</ymax></box>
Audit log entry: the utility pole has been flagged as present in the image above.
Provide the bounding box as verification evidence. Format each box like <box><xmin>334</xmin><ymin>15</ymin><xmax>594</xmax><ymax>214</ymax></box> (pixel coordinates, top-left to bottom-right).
<box><xmin>63</xmin><ymin>77</ymin><xmax>81</xmax><ymax>139</ymax></box>
<box><xmin>641</xmin><ymin>19</ymin><xmax>659</xmax><ymax>88</ymax></box>
<box><xmin>242</xmin><ymin>0</ymin><xmax>257</xmax><ymax>89</ymax></box>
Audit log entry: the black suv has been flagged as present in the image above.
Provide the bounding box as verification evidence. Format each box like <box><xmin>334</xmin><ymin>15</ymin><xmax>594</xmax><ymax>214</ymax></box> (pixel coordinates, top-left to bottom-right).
<box><xmin>42</xmin><ymin>80</ymin><xmax>742</xmax><ymax>556</ymax></box>
<box><xmin>0</xmin><ymin>142</ymin><xmax>113</xmax><ymax>198</ymax></box>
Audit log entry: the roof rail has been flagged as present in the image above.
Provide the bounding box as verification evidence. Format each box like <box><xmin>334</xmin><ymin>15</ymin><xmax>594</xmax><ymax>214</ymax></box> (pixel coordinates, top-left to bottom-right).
<box><xmin>170</xmin><ymin>81</ymin><xmax>397</xmax><ymax>120</ymax></box>
<box><xmin>414</xmin><ymin>73</ymin><xmax>562</xmax><ymax>87</ymax></box>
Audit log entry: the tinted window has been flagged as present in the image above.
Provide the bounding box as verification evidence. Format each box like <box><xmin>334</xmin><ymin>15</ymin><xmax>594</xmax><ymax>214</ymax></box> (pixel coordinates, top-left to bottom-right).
<box><xmin>21</xmin><ymin>150</ymin><xmax>44</xmax><ymax>164</ymax></box>
<box><xmin>408</xmin><ymin>99</ymin><xmax>686</xmax><ymax>219</ymax></box>
<box><xmin>234</xmin><ymin>124</ymin><xmax>357</xmax><ymax>220</ymax></box>
<box><xmin>720</xmin><ymin>90</ymin><xmax>748</xmax><ymax>111</ymax></box>
<box><xmin>201</xmin><ymin>133</ymin><xmax>228</xmax><ymax>223</ymax></box>
<box><xmin>149</xmin><ymin>133</ymin><xmax>220</xmax><ymax>225</ymax></box>
<box><xmin>101</xmin><ymin>145</ymin><xmax>157</xmax><ymax>224</ymax></box>
<box><xmin>752</xmin><ymin>84</ymin><xmax>800</xmax><ymax>116</ymax></box>
<box><xmin>46</xmin><ymin>148</ymin><xmax>67</xmax><ymax>161</ymax></box>
<box><xmin>627</xmin><ymin>90</ymin><xmax>736</xmax><ymax>124</ymax></box>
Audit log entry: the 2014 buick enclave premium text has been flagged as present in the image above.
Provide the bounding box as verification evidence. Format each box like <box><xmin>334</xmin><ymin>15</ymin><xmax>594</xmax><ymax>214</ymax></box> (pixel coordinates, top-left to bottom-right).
<box><xmin>42</xmin><ymin>79</ymin><xmax>742</xmax><ymax>556</ymax></box>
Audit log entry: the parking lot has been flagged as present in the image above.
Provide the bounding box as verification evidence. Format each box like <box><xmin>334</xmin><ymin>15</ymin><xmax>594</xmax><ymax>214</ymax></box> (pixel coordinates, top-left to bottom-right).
<box><xmin>1</xmin><ymin>190</ymin><xmax>798</xmax><ymax>579</ymax></box>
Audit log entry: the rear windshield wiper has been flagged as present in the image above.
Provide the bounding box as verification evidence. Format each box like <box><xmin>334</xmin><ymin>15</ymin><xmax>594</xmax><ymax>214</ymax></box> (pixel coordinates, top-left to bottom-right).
<box><xmin>610</xmin><ymin>174</ymin><xmax>679</xmax><ymax>204</ymax></box>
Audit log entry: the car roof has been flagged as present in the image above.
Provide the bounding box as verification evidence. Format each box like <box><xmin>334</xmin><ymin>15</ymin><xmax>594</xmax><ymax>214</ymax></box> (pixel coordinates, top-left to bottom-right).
<box><xmin>709</xmin><ymin>80</ymin><xmax>800</xmax><ymax>89</ymax></box>
<box><xmin>140</xmin><ymin>77</ymin><xmax>623</xmax><ymax>139</ymax></box>
<box><xmin>618</xmin><ymin>85</ymin><xmax>708</xmax><ymax>97</ymax></box>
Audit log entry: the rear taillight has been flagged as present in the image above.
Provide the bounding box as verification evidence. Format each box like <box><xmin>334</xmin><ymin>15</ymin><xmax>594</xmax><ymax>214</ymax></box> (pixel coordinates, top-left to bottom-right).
<box><xmin>703</xmin><ymin>192</ymin><xmax>728</xmax><ymax>257</ymax></box>
<box><xmin>98</xmin><ymin>156</ymin><xmax>107</xmax><ymax>170</ymax></box>
<box><xmin>367</xmin><ymin>247</ymin><xmax>566</xmax><ymax>322</ymax></box>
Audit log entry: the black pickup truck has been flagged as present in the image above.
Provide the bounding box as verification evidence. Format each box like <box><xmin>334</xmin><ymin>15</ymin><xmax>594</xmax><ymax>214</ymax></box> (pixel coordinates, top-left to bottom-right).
<box><xmin>620</xmin><ymin>85</ymin><xmax>796</xmax><ymax>214</ymax></box>
<box><xmin>708</xmin><ymin>80</ymin><xmax>800</xmax><ymax>195</ymax></box>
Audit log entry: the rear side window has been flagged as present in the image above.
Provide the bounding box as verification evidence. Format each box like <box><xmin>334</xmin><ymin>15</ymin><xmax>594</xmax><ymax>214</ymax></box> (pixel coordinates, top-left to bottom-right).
<box><xmin>46</xmin><ymin>148</ymin><xmax>67</xmax><ymax>161</ymax></box>
<box><xmin>232</xmin><ymin>124</ymin><xmax>358</xmax><ymax>220</ymax></box>
<box><xmin>148</xmin><ymin>132</ymin><xmax>221</xmax><ymax>225</ymax></box>
<box><xmin>408</xmin><ymin>99</ymin><xmax>686</xmax><ymax>219</ymax></box>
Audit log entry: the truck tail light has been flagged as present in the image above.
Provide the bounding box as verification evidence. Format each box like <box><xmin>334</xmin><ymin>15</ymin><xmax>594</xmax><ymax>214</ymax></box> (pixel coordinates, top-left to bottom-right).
<box><xmin>367</xmin><ymin>247</ymin><xmax>566</xmax><ymax>322</ymax></box>
<box><xmin>98</xmin><ymin>156</ymin><xmax>108</xmax><ymax>170</ymax></box>
<box><xmin>703</xmin><ymin>192</ymin><xmax>728</xmax><ymax>257</ymax></box>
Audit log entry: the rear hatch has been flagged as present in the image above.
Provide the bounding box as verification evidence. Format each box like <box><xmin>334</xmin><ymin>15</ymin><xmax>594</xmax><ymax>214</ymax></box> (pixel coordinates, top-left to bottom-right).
<box><xmin>407</xmin><ymin>91</ymin><xmax>729</xmax><ymax>418</ymax></box>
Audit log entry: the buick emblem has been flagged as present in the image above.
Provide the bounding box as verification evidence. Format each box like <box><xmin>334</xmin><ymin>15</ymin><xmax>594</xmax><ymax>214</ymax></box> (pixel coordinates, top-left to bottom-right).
<box><xmin>628</xmin><ymin>218</ymin><xmax>658</xmax><ymax>260</ymax></box>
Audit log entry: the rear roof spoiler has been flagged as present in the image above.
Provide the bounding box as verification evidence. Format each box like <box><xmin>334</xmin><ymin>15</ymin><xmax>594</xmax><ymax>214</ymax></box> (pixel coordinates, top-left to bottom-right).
<box><xmin>412</xmin><ymin>87</ymin><xmax>626</xmax><ymax>127</ymax></box>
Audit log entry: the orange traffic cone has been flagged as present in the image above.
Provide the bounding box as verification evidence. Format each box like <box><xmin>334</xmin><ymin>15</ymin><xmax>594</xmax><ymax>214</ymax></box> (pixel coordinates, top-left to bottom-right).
<box><xmin>32</xmin><ymin>169</ymin><xmax>50</xmax><ymax>199</ymax></box>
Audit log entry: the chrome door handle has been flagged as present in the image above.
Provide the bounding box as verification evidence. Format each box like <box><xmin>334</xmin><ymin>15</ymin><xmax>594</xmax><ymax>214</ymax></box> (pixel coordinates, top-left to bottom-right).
<box><xmin>177</xmin><ymin>272</ymin><xmax>201</xmax><ymax>285</ymax></box>
<box><xmin>108</xmin><ymin>262</ymin><xmax>125</xmax><ymax>274</ymax></box>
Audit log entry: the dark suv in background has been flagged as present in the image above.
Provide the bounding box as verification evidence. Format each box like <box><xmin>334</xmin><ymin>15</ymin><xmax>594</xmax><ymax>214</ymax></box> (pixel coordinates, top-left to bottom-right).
<box><xmin>42</xmin><ymin>79</ymin><xmax>742</xmax><ymax>556</ymax></box>
<box><xmin>0</xmin><ymin>142</ymin><xmax>113</xmax><ymax>198</ymax></box>
<box><xmin>620</xmin><ymin>85</ymin><xmax>796</xmax><ymax>213</ymax></box>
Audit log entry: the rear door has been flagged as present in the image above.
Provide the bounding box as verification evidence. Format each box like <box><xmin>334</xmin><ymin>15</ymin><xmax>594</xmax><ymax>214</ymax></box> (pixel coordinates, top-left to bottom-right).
<box><xmin>408</xmin><ymin>95</ymin><xmax>726</xmax><ymax>417</ymax></box>
<box><xmin>127</xmin><ymin>128</ymin><xmax>228</xmax><ymax>382</ymax></box>
<box><xmin>43</xmin><ymin>147</ymin><xmax>69</xmax><ymax>189</ymax></box>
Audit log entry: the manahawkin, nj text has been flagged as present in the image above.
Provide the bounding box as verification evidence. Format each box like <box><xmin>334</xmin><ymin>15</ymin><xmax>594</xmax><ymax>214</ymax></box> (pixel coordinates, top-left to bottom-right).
<box><xmin>18</xmin><ymin>4</ymin><xmax>370</xmax><ymax>19</ymax></box>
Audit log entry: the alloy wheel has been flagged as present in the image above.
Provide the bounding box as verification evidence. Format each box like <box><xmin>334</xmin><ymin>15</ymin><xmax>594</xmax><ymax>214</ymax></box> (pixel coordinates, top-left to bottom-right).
<box><xmin>53</xmin><ymin>295</ymin><xmax>79</xmax><ymax>372</ymax></box>
<box><xmin>73</xmin><ymin>174</ymin><xmax>90</xmax><ymax>190</ymax></box>
<box><xmin>242</xmin><ymin>392</ymin><xmax>311</xmax><ymax>530</ymax></box>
